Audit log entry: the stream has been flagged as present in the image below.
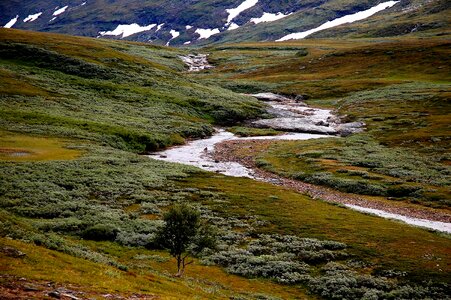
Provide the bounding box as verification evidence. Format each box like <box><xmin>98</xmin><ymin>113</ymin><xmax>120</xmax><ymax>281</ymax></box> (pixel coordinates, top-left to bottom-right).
<box><xmin>149</xmin><ymin>128</ymin><xmax>330</xmax><ymax>178</ymax></box>
<box><xmin>148</xmin><ymin>56</ymin><xmax>450</xmax><ymax>234</ymax></box>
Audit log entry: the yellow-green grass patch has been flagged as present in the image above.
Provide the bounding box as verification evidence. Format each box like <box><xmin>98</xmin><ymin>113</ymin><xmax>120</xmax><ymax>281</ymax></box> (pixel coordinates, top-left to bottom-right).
<box><xmin>0</xmin><ymin>131</ymin><xmax>82</xmax><ymax>161</ymax></box>
<box><xmin>0</xmin><ymin>237</ymin><xmax>310</xmax><ymax>299</ymax></box>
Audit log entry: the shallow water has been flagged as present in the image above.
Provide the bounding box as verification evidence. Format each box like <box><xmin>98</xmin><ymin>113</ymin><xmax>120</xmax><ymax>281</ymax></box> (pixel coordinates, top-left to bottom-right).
<box><xmin>345</xmin><ymin>204</ymin><xmax>451</xmax><ymax>234</ymax></box>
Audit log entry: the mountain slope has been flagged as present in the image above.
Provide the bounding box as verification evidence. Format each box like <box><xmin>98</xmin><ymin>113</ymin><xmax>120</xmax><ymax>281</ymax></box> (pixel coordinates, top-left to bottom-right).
<box><xmin>1</xmin><ymin>0</ymin><xmax>448</xmax><ymax>46</ymax></box>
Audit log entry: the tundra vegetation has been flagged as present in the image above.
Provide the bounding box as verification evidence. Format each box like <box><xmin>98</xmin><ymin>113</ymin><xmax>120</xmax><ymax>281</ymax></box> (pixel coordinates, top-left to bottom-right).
<box><xmin>0</xmin><ymin>28</ymin><xmax>450</xmax><ymax>299</ymax></box>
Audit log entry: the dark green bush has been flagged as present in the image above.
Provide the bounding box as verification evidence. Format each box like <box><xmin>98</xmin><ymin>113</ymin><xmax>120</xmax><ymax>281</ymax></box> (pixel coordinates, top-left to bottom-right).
<box><xmin>82</xmin><ymin>224</ymin><xmax>119</xmax><ymax>241</ymax></box>
<box><xmin>295</xmin><ymin>49</ymin><xmax>309</xmax><ymax>57</ymax></box>
<box><xmin>387</xmin><ymin>185</ymin><xmax>422</xmax><ymax>198</ymax></box>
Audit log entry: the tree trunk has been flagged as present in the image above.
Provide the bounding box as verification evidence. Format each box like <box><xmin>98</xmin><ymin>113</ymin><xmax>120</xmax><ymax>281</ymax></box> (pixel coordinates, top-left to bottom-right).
<box><xmin>175</xmin><ymin>255</ymin><xmax>182</xmax><ymax>277</ymax></box>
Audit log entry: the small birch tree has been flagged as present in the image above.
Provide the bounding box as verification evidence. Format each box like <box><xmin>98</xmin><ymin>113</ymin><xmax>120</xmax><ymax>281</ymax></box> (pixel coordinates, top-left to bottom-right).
<box><xmin>156</xmin><ymin>204</ymin><xmax>215</xmax><ymax>277</ymax></box>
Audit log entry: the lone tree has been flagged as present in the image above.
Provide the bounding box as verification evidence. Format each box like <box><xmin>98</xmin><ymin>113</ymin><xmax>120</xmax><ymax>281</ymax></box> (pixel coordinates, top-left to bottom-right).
<box><xmin>156</xmin><ymin>204</ymin><xmax>216</xmax><ymax>277</ymax></box>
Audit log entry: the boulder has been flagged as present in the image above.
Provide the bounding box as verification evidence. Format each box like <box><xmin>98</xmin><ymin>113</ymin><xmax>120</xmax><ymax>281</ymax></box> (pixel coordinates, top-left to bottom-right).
<box><xmin>252</xmin><ymin>118</ymin><xmax>338</xmax><ymax>135</ymax></box>
<box><xmin>250</xmin><ymin>93</ymin><xmax>293</xmax><ymax>102</ymax></box>
<box><xmin>336</xmin><ymin>122</ymin><xmax>365</xmax><ymax>136</ymax></box>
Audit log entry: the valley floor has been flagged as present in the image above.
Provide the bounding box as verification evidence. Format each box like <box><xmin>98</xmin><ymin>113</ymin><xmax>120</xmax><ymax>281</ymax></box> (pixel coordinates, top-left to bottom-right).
<box><xmin>0</xmin><ymin>28</ymin><xmax>450</xmax><ymax>299</ymax></box>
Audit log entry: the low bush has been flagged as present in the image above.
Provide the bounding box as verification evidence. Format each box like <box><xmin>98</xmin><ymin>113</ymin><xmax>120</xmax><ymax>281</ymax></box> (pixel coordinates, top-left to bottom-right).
<box><xmin>82</xmin><ymin>224</ymin><xmax>119</xmax><ymax>241</ymax></box>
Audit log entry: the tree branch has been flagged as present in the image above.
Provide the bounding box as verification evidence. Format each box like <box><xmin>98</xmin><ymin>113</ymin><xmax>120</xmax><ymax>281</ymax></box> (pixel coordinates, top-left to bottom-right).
<box><xmin>185</xmin><ymin>260</ymin><xmax>195</xmax><ymax>266</ymax></box>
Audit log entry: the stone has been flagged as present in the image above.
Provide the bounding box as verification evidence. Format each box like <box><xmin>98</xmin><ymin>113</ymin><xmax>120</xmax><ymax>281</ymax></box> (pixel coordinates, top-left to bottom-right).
<box><xmin>336</xmin><ymin>122</ymin><xmax>365</xmax><ymax>137</ymax></box>
<box><xmin>48</xmin><ymin>291</ymin><xmax>61</xmax><ymax>299</ymax></box>
<box><xmin>1</xmin><ymin>246</ymin><xmax>26</xmax><ymax>258</ymax></box>
<box><xmin>250</xmin><ymin>92</ymin><xmax>292</xmax><ymax>102</ymax></box>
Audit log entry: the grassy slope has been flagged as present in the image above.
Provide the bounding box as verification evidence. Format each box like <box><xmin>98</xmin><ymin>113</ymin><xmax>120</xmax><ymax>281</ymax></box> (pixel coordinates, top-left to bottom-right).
<box><xmin>0</xmin><ymin>28</ymin><xmax>309</xmax><ymax>299</ymax></box>
<box><xmin>0</xmin><ymin>28</ymin><xmax>450</xmax><ymax>298</ymax></box>
<box><xmin>0</xmin><ymin>29</ymin><xmax>264</xmax><ymax>153</ymax></box>
<box><xmin>180</xmin><ymin>174</ymin><xmax>451</xmax><ymax>283</ymax></box>
<box><xmin>1</xmin><ymin>238</ymin><xmax>306</xmax><ymax>299</ymax></box>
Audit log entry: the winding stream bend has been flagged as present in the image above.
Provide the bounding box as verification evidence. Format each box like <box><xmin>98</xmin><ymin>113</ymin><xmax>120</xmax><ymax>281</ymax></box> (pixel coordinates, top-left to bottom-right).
<box><xmin>149</xmin><ymin>98</ymin><xmax>450</xmax><ymax>234</ymax></box>
<box><xmin>148</xmin><ymin>129</ymin><xmax>330</xmax><ymax>178</ymax></box>
<box><xmin>148</xmin><ymin>56</ymin><xmax>451</xmax><ymax>234</ymax></box>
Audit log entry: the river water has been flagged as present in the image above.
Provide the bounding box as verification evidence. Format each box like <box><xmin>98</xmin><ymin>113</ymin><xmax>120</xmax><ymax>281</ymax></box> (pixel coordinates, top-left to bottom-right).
<box><xmin>148</xmin><ymin>129</ymin><xmax>330</xmax><ymax>178</ymax></box>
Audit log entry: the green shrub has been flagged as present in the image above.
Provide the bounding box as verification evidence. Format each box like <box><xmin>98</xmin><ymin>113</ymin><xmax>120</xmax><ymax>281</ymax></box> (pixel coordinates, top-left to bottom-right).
<box><xmin>82</xmin><ymin>224</ymin><xmax>119</xmax><ymax>241</ymax></box>
<box><xmin>295</xmin><ymin>49</ymin><xmax>309</xmax><ymax>57</ymax></box>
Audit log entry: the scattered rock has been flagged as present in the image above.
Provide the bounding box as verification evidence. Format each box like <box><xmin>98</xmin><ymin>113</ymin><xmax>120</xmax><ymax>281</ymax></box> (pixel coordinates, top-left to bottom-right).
<box><xmin>250</xmin><ymin>92</ymin><xmax>293</xmax><ymax>102</ymax></box>
<box><xmin>253</xmin><ymin>117</ymin><xmax>337</xmax><ymax>135</ymax></box>
<box><xmin>23</xmin><ymin>284</ymin><xmax>41</xmax><ymax>292</ymax></box>
<box><xmin>315</xmin><ymin>121</ymin><xmax>329</xmax><ymax>127</ymax></box>
<box><xmin>48</xmin><ymin>291</ymin><xmax>61</xmax><ymax>298</ymax></box>
<box><xmin>294</xmin><ymin>94</ymin><xmax>308</xmax><ymax>102</ymax></box>
<box><xmin>61</xmin><ymin>293</ymin><xmax>79</xmax><ymax>300</ymax></box>
<box><xmin>1</xmin><ymin>246</ymin><xmax>26</xmax><ymax>258</ymax></box>
<box><xmin>247</xmin><ymin>94</ymin><xmax>364</xmax><ymax>136</ymax></box>
<box><xmin>336</xmin><ymin>121</ymin><xmax>365</xmax><ymax>137</ymax></box>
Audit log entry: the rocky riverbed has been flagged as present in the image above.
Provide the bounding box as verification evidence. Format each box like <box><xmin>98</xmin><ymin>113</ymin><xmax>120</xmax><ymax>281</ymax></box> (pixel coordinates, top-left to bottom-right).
<box><xmin>250</xmin><ymin>93</ymin><xmax>364</xmax><ymax>136</ymax></box>
<box><xmin>179</xmin><ymin>54</ymin><xmax>214</xmax><ymax>72</ymax></box>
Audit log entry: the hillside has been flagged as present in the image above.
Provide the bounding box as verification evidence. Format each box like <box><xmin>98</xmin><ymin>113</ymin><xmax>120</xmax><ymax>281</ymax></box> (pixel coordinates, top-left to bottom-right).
<box><xmin>0</xmin><ymin>26</ymin><xmax>450</xmax><ymax>299</ymax></box>
<box><xmin>1</xmin><ymin>0</ymin><xmax>449</xmax><ymax>46</ymax></box>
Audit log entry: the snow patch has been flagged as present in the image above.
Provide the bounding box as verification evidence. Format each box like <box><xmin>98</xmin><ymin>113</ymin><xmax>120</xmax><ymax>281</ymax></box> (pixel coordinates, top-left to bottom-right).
<box><xmin>185</xmin><ymin>25</ymin><xmax>192</xmax><ymax>30</ymax></box>
<box><xmin>53</xmin><ymin>5</ymin><xmax>69</xmax><ymax>16</ymax></box>
<box><xmin>250</xmin><ymin>12</ymin><xmax>290</xmax><ymax>24</ymax></box>
<box><xmin>195</xmin><ymin>28</ymin><xmax>220</xmax><ymax>40</ymax></box>
<box><xmin>227</xmin><ymin>23</ymin><xmax>239</xmax><ymax>31</ymax></box>
<box><xmin>276</xmin><ymin>1</ymin><xmax>399</xmax><ymax>41</ymax></box>
<box><xmin>184</xmin><ymin>41</ymin><xmax>191</xmax><ymax>45</ymax></box>
<box><xmin>156</xmin><ymin>23</ymin><xmax>164</xmax><ymax>32</ymax></box>
<box><xmin>99</xmin><ymin>23</ymin><xmax>157</xmax><ymax>38</ymax></box>
<box><xmin>226</xmin><ymin>0</ymin><xmax>259</xmax><ymax>24</ymax></box>
<box><xmin>170</xmin><ymin>29</ymin><xmax>180</xmax><ymax>39</ymax></box>
<box><xmin>23</xmin><ymin>12</ymin><xmax>43</xmax><ymax>23</ymax></box>
<box><xmin>81</xmin><ymin>2</ymin><xmax>87</xmax><ymax>6</ymax></box>
<box><xmin>49</xmin><ymin>17</ymin><xmax>56</xmax><ymax>22</ymax></box>
<box><xmin>3</xmin><ymin>15</ymin><xmax>18</xmax><ymax>28</ymax></box>
<box><xmin>166</xmin><ymin>29</ymin><xmax>180</xmax><ymax>46</ymax></box>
